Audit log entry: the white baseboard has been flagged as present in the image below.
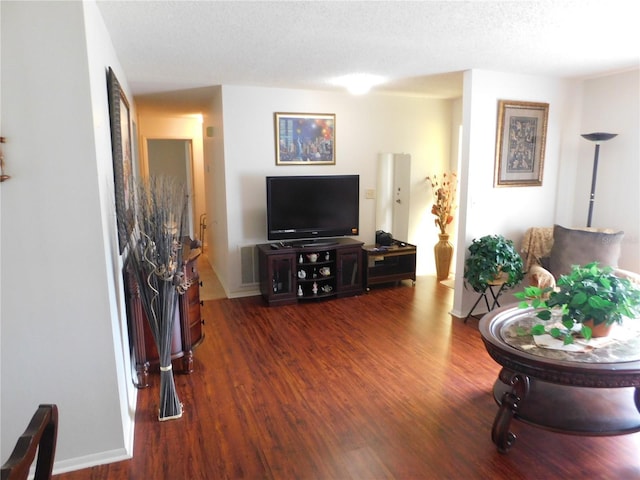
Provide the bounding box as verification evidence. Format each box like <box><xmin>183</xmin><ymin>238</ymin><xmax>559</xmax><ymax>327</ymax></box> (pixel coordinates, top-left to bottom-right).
<box><xmin>52</xmin><ymin>448</ymin><xmax>132</xmax><ymax>475</ymax></box>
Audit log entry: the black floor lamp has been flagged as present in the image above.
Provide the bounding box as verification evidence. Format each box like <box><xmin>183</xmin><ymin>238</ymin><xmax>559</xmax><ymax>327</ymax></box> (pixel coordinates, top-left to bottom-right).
<box><xmin>581</xmin><ymin>132</ymin><xmax>618</xmax><ymax>227</ymax></box>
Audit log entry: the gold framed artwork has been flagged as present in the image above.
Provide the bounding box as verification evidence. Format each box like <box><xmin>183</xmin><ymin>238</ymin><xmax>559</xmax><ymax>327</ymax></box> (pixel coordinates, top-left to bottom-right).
<box><xmin>274</xmin><ymin>113</ymin><xmax>335</xmax><ymax>165</ymax></box>
<box><xmin>107</xmin><ymin>67</ymin><xmax>134</xmax><ymax>252</ymax></box>
<box><xmin>494</xmin><ymin>100</ymin><xmax>549</xmax><ymax>187</ymax></box>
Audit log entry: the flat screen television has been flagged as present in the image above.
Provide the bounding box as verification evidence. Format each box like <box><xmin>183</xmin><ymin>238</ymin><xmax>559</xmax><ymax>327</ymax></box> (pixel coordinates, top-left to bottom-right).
<box><xmin>266</xmin><ymin>175</ymin><xmax>359</xmax><ymax>243</ymax></box>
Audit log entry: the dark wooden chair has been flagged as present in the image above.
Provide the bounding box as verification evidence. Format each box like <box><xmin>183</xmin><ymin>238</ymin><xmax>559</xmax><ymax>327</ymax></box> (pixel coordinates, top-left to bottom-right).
<box><xmin>1</xmin><ymin>404</ymin><xmax>58</xmax><ymax>480</ymax></box>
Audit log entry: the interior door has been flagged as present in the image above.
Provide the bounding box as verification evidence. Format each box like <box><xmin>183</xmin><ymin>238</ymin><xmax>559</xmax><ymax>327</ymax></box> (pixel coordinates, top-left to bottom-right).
<box><xmin>147</xmin><ymin>138</ymin><xmax>195</xmax><ymax>238</ymax></box>
<box><xmin>376</xmin><ymin>153</ymin><xmax>411</xmax><ymax>242</ymax></box>
<box><xmin>391</xmin><ymin>154</ymin><xmax>411</xmax><ymax>241</ymax></box>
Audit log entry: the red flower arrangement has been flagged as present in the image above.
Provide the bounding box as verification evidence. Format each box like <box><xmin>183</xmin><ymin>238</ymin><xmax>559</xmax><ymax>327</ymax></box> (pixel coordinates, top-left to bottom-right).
<box><xmin>426</xmin><ymin>172</ymin><xmax>457</xmax><ymax>235</ymax></box>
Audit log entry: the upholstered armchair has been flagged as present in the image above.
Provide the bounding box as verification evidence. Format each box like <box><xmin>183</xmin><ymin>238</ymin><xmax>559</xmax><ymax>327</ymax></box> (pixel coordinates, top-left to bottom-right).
<box><xmin>521</xmin><ymin>224</ymin><xmax>640</xmax><ymax>290</ymax></box>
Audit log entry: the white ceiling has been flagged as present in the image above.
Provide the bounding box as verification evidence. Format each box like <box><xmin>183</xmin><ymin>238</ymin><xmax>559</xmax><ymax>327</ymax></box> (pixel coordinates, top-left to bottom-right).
<box><xmin>96</xmin><ymin>0</ymin><xmax>640</xmax><ymax>114</ymax></box>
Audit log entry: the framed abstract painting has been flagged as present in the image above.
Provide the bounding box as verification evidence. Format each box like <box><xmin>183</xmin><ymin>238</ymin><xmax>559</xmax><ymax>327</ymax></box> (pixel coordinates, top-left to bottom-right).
<box><xmin>274</xmin><ymin>113</ymin><xmax>335</xmax><ymax>165</ymax></box>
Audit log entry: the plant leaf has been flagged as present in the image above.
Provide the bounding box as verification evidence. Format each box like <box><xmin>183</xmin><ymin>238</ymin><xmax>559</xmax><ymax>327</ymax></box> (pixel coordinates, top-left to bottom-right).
<box><xmin>515</xmin><ymin>326</ymin><xmax>528</xmax><ymax>336</ymax></box>
<box><xmin>537</xmin><ymin>310</ymin><xmax>552</xmax><ymax>321</ymax></box>
<box><xmin>532</xmin><ymin>298</ymin><xmax>546</xmax><ymax>309</ymax></box>
<box><xmin>570</xmin><ymin>291</ymin><xmax>588</xmax><ymax>307</ymax></box>
<box><xmin>531</xmin><ymin>324</ymin><xmax>546</xmax><ymax>335</ymax></box>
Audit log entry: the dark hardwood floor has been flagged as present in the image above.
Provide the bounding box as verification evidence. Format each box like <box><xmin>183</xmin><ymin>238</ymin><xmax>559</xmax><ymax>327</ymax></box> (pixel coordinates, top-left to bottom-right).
<box><xmin>55</xmin><ymin>277</ymin><xmax>640</xmax><ymax>479</ymax></box>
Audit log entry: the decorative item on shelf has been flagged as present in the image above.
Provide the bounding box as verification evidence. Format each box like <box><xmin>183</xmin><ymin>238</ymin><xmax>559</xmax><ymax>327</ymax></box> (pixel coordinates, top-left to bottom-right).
<box><xmin>307</xmin><ymin>253</ymin><xmax>318</xmax><ymax>263</ymax></box>
<box><xmin>299</xmin><ymin>254</ymin><xmax>303</xmax><ymax>264</ymax></box>
<box><xmin>580</xmin><ymin>132</ymin><xmax>618</xmax><ymax>227</ymax></box>
<box><xmin>426</xmin><ymin>172</ymin><xmax>457</xmax><ymax>280</ymax></box>
<box><xmin>325</xmin><ymin>251</ymin><xmax>330</xmax><ymax>261</ymax></box>
<box><xmin>120</xmin><ymin>176</ymin><xmax>191</xmax><ymax>422</ymax></box>
<box><xmin>297</xmin><ymin>285</ymin><xmax>303</xmax><ymax>297</ymax></box>
<box><xmin>319</xmin><ymin>267</ymin><xmax>330</xmax><ymax>277</ymax></box>
<box><xmin>0</xmin><ymin>136</ymin><xmax>10</xmax><ymax>182</ymax></box>
<box><xmin>298</xmin><ymin>270</ymin><xmax>306</xmax><ymax>279</ymax></box>
<box><xmin>515</xmin><ymin>262</ymin><xmax>640</xmax><ymax>344</ymax></box>
<box><xmin>312</xmin><ymin>282</ymin><xmax>318</xmax><ymax>295</ymax></box>
<box><xmin>321</xmin><ymin>285</ymin><xmax>333</xmax><ymax>293</ymax></box>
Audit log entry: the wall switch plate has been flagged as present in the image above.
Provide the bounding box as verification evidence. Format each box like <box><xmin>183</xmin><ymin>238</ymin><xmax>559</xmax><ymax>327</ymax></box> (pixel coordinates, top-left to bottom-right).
<box><xmin>365</xmin><ymin>188</ymin><xmax>376</xmax><ymax>199</ymax></box>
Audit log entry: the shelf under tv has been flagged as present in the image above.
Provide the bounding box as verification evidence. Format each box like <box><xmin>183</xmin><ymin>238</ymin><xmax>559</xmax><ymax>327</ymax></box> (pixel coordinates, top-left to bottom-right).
<box><xmin>269</xmin><ymin>239</ymin><xmax>340</xmax><ymax>249</ymax></box>
<box><xmin>293</xmin><ymin>239</ymin><xmax>339</xmax><ymax>248</ymax></box>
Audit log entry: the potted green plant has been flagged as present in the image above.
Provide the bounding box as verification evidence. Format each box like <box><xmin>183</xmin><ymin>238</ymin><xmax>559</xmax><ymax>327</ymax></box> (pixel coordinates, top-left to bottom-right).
<box><xmin>515</xmin><ymin>262</ymin><xmax>640</xmax><ymax>344</ymax></box>
<box><xmin>463</xmin><ymin>234</ymin><xmax>524</xmax><ymax>293</ymax></box>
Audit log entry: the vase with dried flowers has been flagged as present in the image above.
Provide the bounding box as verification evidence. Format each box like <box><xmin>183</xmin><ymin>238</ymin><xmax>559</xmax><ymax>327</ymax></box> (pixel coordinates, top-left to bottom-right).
<box><xmin>123</xmin><ymin>176</ymin><xmax>192</xmax><ymax>421</ymax></box>
<box><xmin>426</xmin><ymin>172</ymin><xmax>457</xmax><ymax>280</ymax></box>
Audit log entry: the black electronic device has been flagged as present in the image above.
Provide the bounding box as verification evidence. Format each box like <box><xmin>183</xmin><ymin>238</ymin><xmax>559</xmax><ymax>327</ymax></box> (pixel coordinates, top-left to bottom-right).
<box><xmin>266</xmin><ymin>175</ymin><xmax>359</xmax><ymax>242</ymax></box>
<box><xmin>376</xmin><ymin>230</ymin><xmax>393</xmax><ymax>246</ymax></box>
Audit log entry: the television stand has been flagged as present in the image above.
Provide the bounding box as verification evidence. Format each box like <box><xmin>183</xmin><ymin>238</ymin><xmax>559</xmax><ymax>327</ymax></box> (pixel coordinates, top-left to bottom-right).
<box><xmin>285</xmin><ymin>239</ymin><xmax>339</xmax><ymax>248</ymax></box>
<box><xmin>257</xmin><ymin>238</ymin><xmax>363</xmax><ymax>306</ymax></box>
<box><xmin>298</xmin><ymin>241</ymin><xmax>338</xmax><ymax>248</ymax></box>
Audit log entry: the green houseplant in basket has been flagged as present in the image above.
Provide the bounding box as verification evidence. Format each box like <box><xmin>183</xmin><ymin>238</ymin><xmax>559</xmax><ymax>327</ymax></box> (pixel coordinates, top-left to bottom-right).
<box><xmin>515</xmin><ymin>262</ymin><xmax>640</xmax><ymax>344</ymax></box>
<box><xmin>463</xmin><ymin>234</ymin><xmax>524</xmax><ymax>293</ymax></box>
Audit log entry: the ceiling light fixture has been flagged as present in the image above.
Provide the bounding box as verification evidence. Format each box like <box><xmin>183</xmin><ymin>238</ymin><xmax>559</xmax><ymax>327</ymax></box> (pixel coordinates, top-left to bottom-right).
<box><xmin>331</xmin><ymin>73</ymin><xmax>386</xmax><ymax>95</ymax></box>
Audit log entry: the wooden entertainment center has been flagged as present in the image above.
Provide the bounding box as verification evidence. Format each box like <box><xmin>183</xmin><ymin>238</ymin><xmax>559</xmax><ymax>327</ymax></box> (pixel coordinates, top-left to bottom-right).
<box><xmin>257</xmin><ymin>238</ymin><xmax>364</xmax><ymax>306</ymax></box>
<box><xmin>258</xmin><ymin>237</ymin><xmax>418</xmax><ymax>306</ymax></box>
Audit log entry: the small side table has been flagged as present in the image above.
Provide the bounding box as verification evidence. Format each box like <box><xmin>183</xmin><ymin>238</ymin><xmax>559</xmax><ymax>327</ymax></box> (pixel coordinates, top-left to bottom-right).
<box><xmin>362</xmin><ymin>240</ymin><xmax>416</xmax><ymax>291</ymax></box>
<box><xmin>464</xmin><ymin>281</ymin><xmax>506</xmax><ymax>323</ymax></box>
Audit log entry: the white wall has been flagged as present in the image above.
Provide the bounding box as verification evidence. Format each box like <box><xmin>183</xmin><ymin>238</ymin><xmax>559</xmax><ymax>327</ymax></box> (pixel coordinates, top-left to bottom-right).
<box><xmin>1</xmin><ymin>1</ymin><xmax>133</xmax><ymax>472</ymax></box>
<box><xmin>575</xmin><ymin>70</ymin><xmax>639</xmax><ymax>270</ymax></box>
<box><xmin>212</xmin><ymin>85</ymin><xmax>455</xmax><ymax>296</ymax></box>
<box><xmin>451</xmin><ymin>68</ymin><xmax>639</xmax><ymax>318</ymax></box>
<box><xmin>452</xmin><ymin>69</ymin><xmax>581</xmax><ymax>317</ymax></box>
<box><xmin>202</xmin><ymin>86</ymin><xmax>229</xmax><ymax>290</ymax></box>
<box><xmin>82</xmin><ymin>1</ymin><xmax>136</xmax><ymax>469</ymax></box>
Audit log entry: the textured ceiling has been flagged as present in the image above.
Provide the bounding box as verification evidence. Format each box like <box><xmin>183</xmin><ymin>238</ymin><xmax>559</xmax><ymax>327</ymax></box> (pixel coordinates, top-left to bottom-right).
<box><xmin>96</xmin><ymin>0</ymin><xmax>640</xmax><ymax>113</ymax></box>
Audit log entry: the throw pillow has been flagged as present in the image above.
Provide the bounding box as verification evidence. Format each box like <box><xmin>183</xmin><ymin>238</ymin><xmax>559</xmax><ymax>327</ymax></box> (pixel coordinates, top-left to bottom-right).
<box><xmin>549</xmin><ymin>224</ymin><xmax>624</xmax><ymax>277</ymax></box>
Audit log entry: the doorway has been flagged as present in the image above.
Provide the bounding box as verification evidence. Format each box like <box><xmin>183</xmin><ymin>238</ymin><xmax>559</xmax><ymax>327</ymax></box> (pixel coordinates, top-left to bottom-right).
<box><xmin>146</xmin><ymin>138</ymin><xmax>195</xmax><ymax>238</ymax></box>
<box><xmin>376</xmin><ymin>153</ymin><xmax>411</xmax><ymax>242</ymax></box>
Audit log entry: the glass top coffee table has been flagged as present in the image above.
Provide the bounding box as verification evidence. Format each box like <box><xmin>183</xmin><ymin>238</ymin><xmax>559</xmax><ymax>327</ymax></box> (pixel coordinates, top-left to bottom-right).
<box><xmin>479</xmin><ymin>305</ymin><xmax>640</xmax><ymax>453</ymax></box>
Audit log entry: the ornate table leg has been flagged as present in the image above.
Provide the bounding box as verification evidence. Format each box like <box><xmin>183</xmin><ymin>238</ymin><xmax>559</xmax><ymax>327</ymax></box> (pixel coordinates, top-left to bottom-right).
<box><xmin>181</xmin><ymin>350</ymin><xmax>194</xmax><ymax>373</ymax></box>
<box><xmin>492</xmin><ymin>369</ymin><xmax>530</xmax><ymax>453</ymax></box>
<box><xmin>135</xmin><ymin>361</ymin><xmax>150</xmax><ymax>389</ymax></box>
